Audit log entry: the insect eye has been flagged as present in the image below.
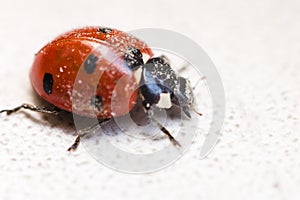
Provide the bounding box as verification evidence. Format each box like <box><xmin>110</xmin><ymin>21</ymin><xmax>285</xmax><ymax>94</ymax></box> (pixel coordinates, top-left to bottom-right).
<box><xmin>146</xmin><ymin>57</ymin><xmax>168</xmax><ymax>65</ymax></box>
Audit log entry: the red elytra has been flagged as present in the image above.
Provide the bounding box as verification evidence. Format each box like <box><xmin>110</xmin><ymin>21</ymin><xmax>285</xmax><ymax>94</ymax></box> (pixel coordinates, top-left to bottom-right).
<box><xmin>30</xmin><ymin>27</ymin><xmax>153</xmax><ymax>118</ymax></box>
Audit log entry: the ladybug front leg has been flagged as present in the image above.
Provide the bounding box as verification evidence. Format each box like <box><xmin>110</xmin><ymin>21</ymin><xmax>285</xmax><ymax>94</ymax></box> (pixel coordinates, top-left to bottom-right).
<box><xmin>0</xmin><ymin>103</ymin><xmax>60</xmax><ymax>115</ymax></box>
<box><xmin>150</xmin><ymin>117</ymin><xmax>181</xmax><ymax>147</ymax></box>
<box><xmin>141</xmin><ymin>100</ymin><xmax>181</xmax><ymax>147</ymax></box>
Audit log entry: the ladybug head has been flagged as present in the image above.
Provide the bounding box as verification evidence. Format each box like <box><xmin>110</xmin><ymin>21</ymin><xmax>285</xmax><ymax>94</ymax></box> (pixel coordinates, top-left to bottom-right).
<box><xmin>139</xmin><ymin>56</ymin><xmax>195</xmax><ymax>118</ymax></box>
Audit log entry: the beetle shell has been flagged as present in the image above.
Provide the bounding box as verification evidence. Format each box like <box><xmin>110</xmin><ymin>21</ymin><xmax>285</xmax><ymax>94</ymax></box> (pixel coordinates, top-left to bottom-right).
<box><xmin>30</xmin><ymin>27</ymin><xmax>153</xmax><ymax>118</ymax></box>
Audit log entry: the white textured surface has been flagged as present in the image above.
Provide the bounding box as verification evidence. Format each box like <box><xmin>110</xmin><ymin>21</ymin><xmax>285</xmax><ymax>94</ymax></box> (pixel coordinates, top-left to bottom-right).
<box><xmin>0</xmin><ymin>0</ymin><xmax>300</xmax><ymax>200</ymax></box>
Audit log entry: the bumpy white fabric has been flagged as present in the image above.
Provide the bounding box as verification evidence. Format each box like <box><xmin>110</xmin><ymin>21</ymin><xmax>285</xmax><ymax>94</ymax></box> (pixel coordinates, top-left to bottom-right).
<box><xmin>0</xmin><ymin>0</ymin><xmax>299</xmax><ymax>199</ymax></box>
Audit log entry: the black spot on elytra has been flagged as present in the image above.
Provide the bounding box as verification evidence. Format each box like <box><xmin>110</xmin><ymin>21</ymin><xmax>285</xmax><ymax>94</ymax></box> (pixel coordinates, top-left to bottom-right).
<box><xmin>43</xmin><ymin>73</ymin><xmax>53</xmax><ymax>94</ymax></box>
<box><xmin>98</xmin><ymin>27</ymin><xmax>112</xmax><ymax>34</ymax></box>
<box><xmin>84</xmin><ymin>54</ymin><xmax>98</xmax><ymax>74</ymax></box>
<box><xmin>124</xmin><ymin>47</ymin><xmax>144</xmax><ymax>70</ymax></box>
<box><xmin>91</xmin><ymin>95</ymin><xmax>102</xmax><ymax>111</ymax></box>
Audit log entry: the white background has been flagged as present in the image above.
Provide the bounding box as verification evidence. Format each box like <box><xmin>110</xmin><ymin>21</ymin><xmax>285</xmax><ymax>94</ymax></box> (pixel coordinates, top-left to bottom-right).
<box><xmin>0</xmin><ymin>0</ymin><xmax>299</xmax><ymax>199</ymax></box>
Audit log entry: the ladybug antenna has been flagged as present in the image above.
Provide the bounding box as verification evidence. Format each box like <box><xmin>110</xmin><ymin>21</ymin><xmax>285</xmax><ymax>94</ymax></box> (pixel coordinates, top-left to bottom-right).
<box><xmin>176</xmin><ymin>62</ymin><xmax>189</xmax><ymax>73</ymax></box>
<box><xmin>176</xmin><ymin>62</ymin><xmax>206</xmax><ymax>89</ymax></box>
<box><xmin>191</xmin><ymin>106</ymin><xmax>203</xmax><ymax>116</ymax></box>
<box><xmin>192</xmin><ymin>76</ymin><xmax>206</xmax><ymax>90</ymax></box>
<box><xmin>190</xmin><ymin>76</ymin><xmax>205</xmax><ymax>117</ymax></box>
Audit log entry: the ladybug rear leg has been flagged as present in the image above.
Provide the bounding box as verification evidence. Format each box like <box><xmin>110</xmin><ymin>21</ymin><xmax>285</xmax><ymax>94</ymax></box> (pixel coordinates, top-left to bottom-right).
<box><xmin>0</xmin><ymin>103</ymin><xmax>60</xmax><ymax>115</ymax></box>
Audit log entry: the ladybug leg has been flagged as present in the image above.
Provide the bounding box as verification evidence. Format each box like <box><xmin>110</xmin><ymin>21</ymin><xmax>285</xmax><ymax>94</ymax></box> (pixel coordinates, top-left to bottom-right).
<box><xmin>0</xmin><ymin>103</ymin><xmax>60</xmax><ymax>115</ymax></box>
<box><xmin>67</xmin><ymin>119</ymin><xmax>111</xmax><ymax>152</ymax></box>
<box><xmin>67</xmin><ymin>135</ymin><xmax>81</xmax><ymax>152</ymax></box>
<box><xmin>192</xmin><ymin>76</ymin><xmax>206</xmax><ymax>90</ymax></box>
<box><xmin>150</xmin><ymin>117</ymin><xmax>181</xmax><ymax>147</ymax></box>
<box><xmin>67</xmin><ymin>127</ymin><xmax>94</xmax><ymax>152</ymax></box>
<box><xmin>142</xmin><ymin>101</ymin><xmax>181</xmax><ymax>147</ymax></box>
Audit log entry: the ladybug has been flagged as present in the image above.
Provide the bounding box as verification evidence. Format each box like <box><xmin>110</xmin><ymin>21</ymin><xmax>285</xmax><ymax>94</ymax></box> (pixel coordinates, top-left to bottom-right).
<box><xmin>0</xmin><ymin>26</ymin><xmax>201</xmax><ymax>151</ymax></box>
